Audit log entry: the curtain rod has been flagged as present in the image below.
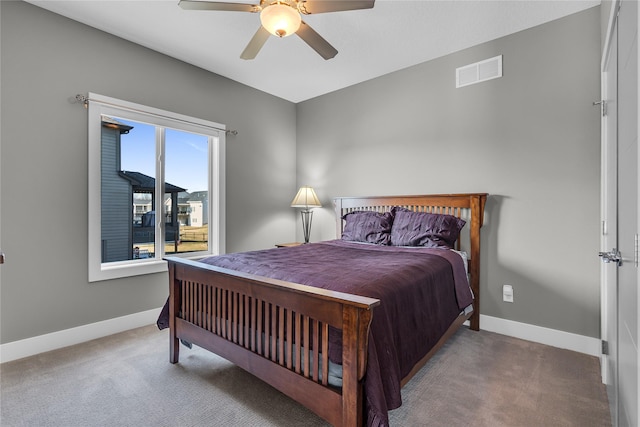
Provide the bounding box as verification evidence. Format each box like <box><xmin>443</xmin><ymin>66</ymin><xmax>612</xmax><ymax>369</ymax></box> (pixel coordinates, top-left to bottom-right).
<box><xmin>74</xmin><ymin>94</ymin><xmax>238</xmax><ymax>136</ymax></box>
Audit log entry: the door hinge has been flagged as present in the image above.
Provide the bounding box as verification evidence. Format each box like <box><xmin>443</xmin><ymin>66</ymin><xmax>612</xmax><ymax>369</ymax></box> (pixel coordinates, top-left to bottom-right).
<box><xmin>593</xmin><ymin>100</ymin><xmax>607</xmax><ymax>117</ymax></box>
<box><xmin>602</xmin><ymin>340</ymin><xmax>609</xmax><ymax>355</ymax></box>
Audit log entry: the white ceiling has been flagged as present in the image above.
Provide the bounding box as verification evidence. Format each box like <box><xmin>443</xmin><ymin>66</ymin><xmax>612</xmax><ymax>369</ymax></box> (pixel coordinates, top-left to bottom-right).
<box><xmin>26</xmin><ymin>0</ymin><xmax>600</xmax><ymax>103</ymax></box>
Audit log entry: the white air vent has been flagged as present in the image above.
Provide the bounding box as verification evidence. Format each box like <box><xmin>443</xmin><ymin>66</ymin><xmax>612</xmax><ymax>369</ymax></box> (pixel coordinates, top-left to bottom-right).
<box><xmin>456</xmin><ymin>55</ymin><xmax>502</xmax><ymax>88</ymax></box>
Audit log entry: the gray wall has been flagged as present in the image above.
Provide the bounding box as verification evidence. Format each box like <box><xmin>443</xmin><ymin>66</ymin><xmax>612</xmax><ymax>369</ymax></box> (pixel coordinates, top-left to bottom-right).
<box><xmin>0</xmin><ymin>1</ymin><xmax>297</xmax><ymax>344</ymax></box>
<box><xmin>296</xmin><ymin>7</ymin><xmax>602</xmax><ymax>338</ymax></box>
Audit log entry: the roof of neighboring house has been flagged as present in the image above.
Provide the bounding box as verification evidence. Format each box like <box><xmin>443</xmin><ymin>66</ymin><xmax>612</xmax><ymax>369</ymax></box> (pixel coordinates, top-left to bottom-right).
<box><xmin>118</xmin><ymin>171</ymin><xmax>186</xmax><ymax>193</ymax></box>
<box><xmin>133</xmin><ymin>193</ymin><xmax>152</xmax><ymax>203</ymax></box>
<box><xmin>178</xmin><ymin>191</ymin><xmax>191</xmax><ymax>204</ymax></box>
<box><xmin>177</xmin><ymin>190</ymin><xmax>208</xmax><ymax>204</ymax></box>
<box><xmin>188</xmin><ymin>191</ymin><xmax>208</xmax><ymax>201</ymax></box>
<box><xmin>102</xmin><ymin>116</ymin><xmax>133</xmax><ymax>134</ymax></box>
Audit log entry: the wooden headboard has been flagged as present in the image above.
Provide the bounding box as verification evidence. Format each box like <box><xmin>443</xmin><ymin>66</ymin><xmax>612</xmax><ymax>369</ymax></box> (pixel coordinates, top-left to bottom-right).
<box><xmin>333</xmin><ymin>193</ymin><xmax>488</xmax><ymax>331</ymax></box>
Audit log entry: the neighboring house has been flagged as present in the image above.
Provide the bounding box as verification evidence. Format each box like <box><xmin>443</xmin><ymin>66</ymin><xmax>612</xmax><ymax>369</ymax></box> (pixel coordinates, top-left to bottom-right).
<box><xmin>169</xmin><ymin>191</ymin><xmax>208</xmax><ymax>226</ymax></box>
<box><xmin>101</xmin><ymin>118</ymin><xmax>185</xmax><ymax>262</ymax></box>
<box><xmin>132</xmin><ymin>193</ymin><xmax>152</xmax><ymax>225</ymax></box>
<box><xmin>186</xmin><ymin>190</ymin><xmax>208</xmax><ymax>226</ymax></box>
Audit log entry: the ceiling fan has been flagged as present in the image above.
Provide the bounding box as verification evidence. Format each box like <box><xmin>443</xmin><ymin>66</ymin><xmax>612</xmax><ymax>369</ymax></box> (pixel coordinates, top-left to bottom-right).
<box><xmin>178</xmin><ymin>0</ymin><xmax>375</xmax><ymax>60</ymax></box>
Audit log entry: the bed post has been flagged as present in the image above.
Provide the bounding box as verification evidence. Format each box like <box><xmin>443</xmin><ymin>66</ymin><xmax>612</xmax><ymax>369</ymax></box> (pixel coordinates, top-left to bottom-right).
<box><xmin>469</xmin><ymin>194</ymin><xmax>486</xmax><ymax>331</ymax></box>
<box><xmin>168</xmin><ymin>261</ymin><xmax>180</xmax><ymax>363</ymax></box>
<box><xmin>342</xmin><ymin>305</ymin><xmax>374</xmax><ymax>427</ymax></box>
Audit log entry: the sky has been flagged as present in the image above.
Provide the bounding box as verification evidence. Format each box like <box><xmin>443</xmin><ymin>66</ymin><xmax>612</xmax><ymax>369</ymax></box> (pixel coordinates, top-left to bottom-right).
<box><xmin>117</xmin><ymin>118</ymin><xmax>209</xmax><ymax>194</ymax></box>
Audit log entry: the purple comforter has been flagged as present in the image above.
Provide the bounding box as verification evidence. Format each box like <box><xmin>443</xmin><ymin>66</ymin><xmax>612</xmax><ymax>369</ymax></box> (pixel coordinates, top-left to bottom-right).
<box><xmin>158</xmin><ymin>239</ymin><xmax>472</xmax><ymax>427</ymax></box>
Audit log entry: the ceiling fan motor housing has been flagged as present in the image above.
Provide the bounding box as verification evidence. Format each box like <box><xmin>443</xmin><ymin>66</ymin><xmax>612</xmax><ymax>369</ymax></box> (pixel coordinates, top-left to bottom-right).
<box><xmin>260</xmin><ymin>1</ymin><xmax>301</xmax><ymax>37</ymax></box>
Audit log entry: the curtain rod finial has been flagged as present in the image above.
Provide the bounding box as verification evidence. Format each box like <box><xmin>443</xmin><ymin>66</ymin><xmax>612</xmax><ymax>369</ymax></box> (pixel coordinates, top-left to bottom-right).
<box><xmin>74</xmin><ymin>94</ymin><xmax>89</xmax><ymax>108</ymax></box>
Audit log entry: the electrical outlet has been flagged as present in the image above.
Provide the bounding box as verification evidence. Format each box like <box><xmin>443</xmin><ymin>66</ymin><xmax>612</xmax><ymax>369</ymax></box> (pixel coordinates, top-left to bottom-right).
<box><xmin>503</xmin><ymin>285</ymin><xmax>514</xmax><ymax>303</ymax></box>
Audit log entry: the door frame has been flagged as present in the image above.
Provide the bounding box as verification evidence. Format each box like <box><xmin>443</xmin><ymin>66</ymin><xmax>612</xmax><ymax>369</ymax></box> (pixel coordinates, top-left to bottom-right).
<box><xmin>636</xmin><ymin>0</ymin><xmax>640</xmax><ymax>420</ymax></box>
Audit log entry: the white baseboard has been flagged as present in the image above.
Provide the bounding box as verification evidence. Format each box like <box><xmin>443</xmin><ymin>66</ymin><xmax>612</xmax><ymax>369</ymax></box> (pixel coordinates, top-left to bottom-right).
<box><xmin>0</xmin><ymin>307</ymin><xmax>162</xmax><ymax>364</ymax></box>
<box><xmin>475</xmin><ymin>314</ymin><xmax>601</xmax><ymax>357</ymax></box>
<box><xmin>1</xmin><ymin>309</ymin><xmax>601</xmax><ymax>364</ymax></box>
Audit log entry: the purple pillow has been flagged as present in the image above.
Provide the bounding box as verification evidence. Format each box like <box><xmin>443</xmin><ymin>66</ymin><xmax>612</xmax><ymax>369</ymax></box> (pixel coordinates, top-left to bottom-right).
<box><xmin>390</xmin><ymin>209</ymin><xmax>466</xmax><ymax>248</ymax></box>
<box><xmin>341</xmin><ymin>211</ymin><xmax>393</xmax><ymax>245</ymax></box>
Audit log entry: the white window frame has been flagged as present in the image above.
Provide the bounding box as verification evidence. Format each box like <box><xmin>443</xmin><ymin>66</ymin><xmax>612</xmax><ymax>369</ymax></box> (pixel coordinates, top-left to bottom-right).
<box><xmin>88</xmin><ymin>93</ymin><xmax>226</xmax><ymax>282</ymax></box>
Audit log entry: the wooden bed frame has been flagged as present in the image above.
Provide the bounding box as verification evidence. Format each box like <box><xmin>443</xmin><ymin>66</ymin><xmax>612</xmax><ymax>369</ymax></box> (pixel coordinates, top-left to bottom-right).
<box><xmin>165</xmin><ymin>193</ymin><xmax>487</xmax><ymax>427</ymax></box>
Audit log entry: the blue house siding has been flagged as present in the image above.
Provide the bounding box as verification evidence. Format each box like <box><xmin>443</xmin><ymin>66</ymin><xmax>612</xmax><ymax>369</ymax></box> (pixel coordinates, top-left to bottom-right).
<box><xmin>100</xmin><ymin>125</ymin><xmax>133</xmax><ymax>262</ymax></box>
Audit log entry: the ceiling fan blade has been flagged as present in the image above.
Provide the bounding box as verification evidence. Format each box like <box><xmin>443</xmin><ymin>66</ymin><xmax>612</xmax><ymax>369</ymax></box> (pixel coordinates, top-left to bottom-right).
<box><xmin>178</xmin><ymin>0</ymin><xmax>258</xmax><ymax>13</ymax></box>
<box><xmin>240</xmin><ymin>26</ymin><xmax>271</xmax><ymax>60</ymax></box>
<box><xmin>296</xmin><ymin>21</ymin><xmax>338</xmax><ymax>60</ymax></box>
<box><xmin>297</xmin><ymin>0</ymin><xmax>375</xmax><ymax>14</ymax></box>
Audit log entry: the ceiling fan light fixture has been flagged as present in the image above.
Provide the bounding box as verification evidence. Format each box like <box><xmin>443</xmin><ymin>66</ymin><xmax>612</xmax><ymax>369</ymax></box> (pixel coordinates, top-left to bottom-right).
<box><xmin>260</xmin><ymin>2</ymin><xmax>301</xmax><ymax>38</ymax></box>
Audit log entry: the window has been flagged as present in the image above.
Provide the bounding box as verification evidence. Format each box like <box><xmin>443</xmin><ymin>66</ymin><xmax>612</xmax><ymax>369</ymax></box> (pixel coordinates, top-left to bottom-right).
<box><xmin>88</xmin><ymin>93</ymin><xmax>225</xmax><ymax>282</ymax></box>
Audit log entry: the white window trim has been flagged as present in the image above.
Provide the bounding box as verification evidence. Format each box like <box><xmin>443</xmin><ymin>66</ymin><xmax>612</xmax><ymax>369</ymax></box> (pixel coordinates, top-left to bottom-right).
<box><xmin>88</xmin><ymin>93</ymin><xmax>226</xmax><ymax>282</ymax></box>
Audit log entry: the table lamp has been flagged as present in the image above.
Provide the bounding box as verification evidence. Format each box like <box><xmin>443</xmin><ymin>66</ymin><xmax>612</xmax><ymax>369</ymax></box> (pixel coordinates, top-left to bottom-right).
<box><xmin>291</xmin><ymin>186</ymin><xmax>322</xmax><ymax>243</ymax></box>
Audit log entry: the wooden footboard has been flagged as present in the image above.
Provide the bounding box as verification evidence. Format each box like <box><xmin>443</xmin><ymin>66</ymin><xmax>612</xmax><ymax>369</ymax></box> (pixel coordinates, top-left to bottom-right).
<box><xmin>166</xmin><ymin>257</ymin><xmax>380</xmax><ymax>427</ymax></box>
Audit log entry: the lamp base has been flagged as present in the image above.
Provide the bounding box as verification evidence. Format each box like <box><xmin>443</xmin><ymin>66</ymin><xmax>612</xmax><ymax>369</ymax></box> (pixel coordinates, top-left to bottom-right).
<box><xmin>300</xmin><ymin>209</ymin><xmax>314</xmax><ymax>243</ymax></box>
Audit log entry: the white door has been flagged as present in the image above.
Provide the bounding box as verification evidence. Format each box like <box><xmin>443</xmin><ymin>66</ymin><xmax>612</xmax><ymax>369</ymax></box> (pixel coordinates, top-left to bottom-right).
<box><xmin>601</xmin><ymin>2</ymin><xmax>639</xmax><ymax>426</ymax></box>
<box><xmin>601</xmin><ymin>14</ymin><xmax>619</xmax><ymax>424</ymax></box>
<box><xmin>615</xmin><ymin>1</ymin><xmax>638</xmax><ymax>425</ymax></box>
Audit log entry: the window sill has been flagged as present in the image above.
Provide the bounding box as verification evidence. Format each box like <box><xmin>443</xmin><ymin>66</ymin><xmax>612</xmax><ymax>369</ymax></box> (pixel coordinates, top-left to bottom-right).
<box><xmin>89</xmin><ymin>259</ymin><xmax>168</xmax><ymax>282</ymax></box>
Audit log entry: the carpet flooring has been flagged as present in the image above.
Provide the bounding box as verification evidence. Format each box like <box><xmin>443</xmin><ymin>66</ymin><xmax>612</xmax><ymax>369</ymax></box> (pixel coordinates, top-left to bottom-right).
<box><xmin>0</xmin><ymin>325</ymin><xmax>611</xmax><ymax>426</ymax></box>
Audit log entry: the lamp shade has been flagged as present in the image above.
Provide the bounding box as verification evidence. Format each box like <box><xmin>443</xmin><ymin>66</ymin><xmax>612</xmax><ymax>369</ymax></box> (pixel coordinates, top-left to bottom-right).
<box><xmin>260</xmin><ymin>2</ymin><xmax>301</xmax><ymax>38</ymax></box>
<box><xmin>291</xmin><ymin>186</ymin><xmax>321</xmax><ymax>209</ymax></box>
